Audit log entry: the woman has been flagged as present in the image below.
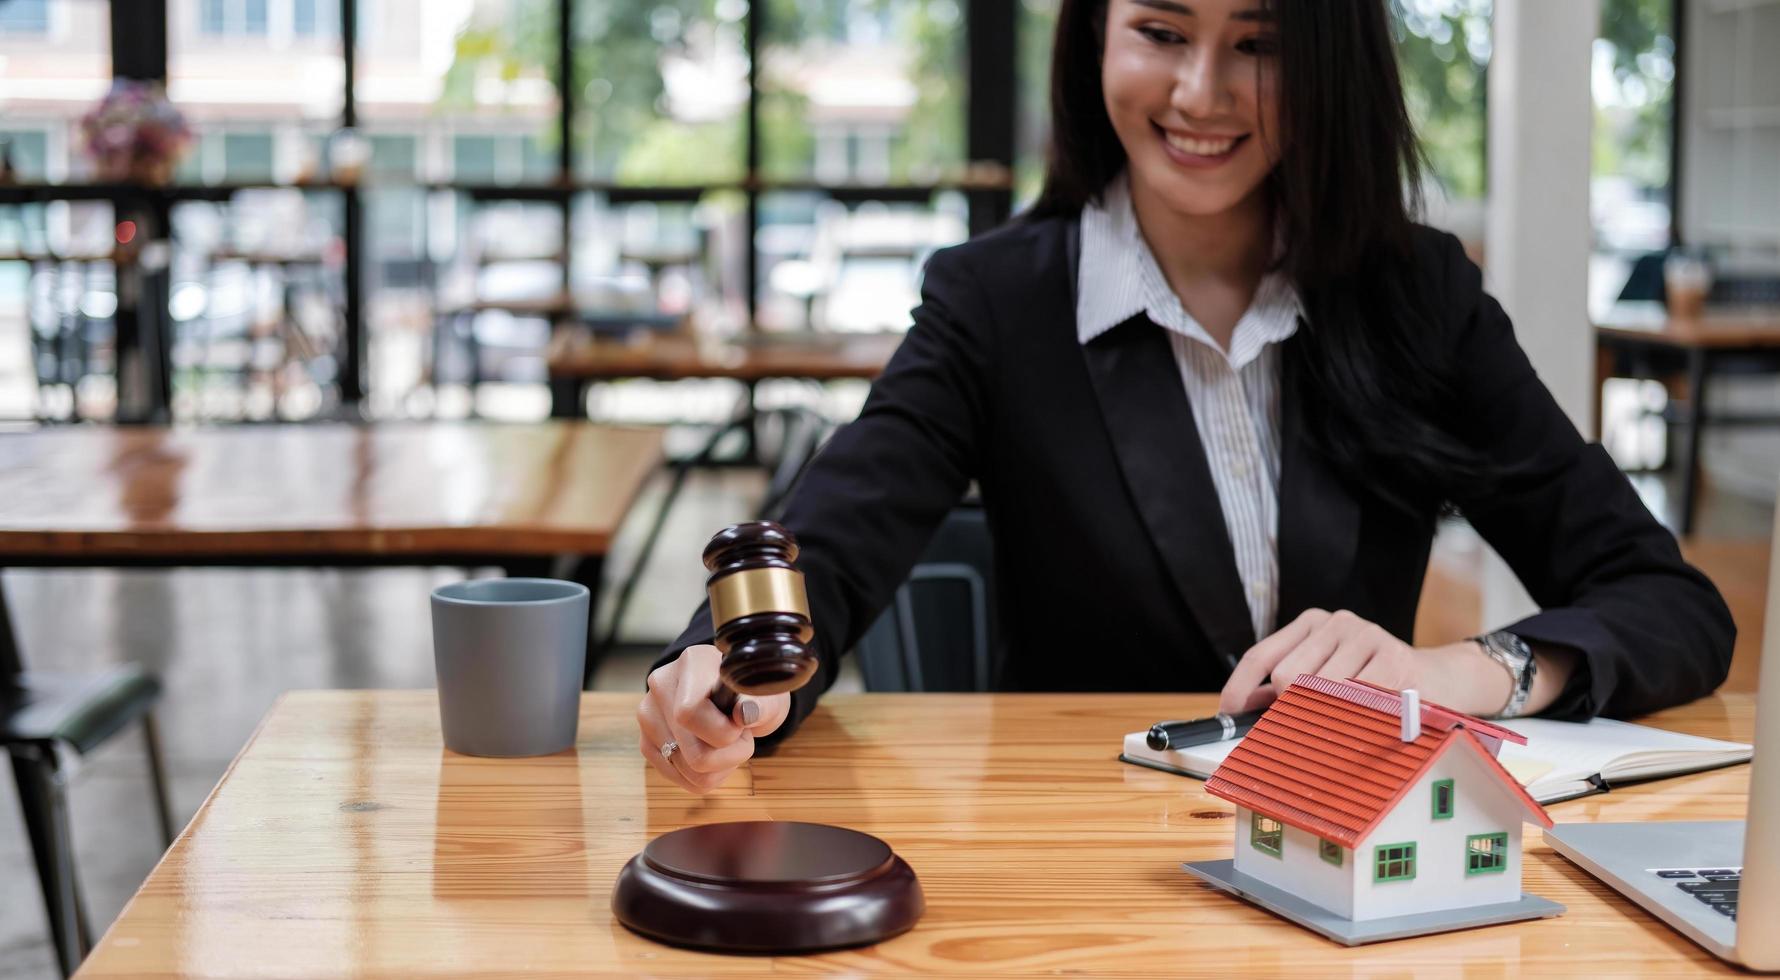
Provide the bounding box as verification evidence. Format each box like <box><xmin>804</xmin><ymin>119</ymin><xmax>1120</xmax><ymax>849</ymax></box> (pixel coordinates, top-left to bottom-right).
<box><xmin>636</xmin><ymin>0</ymin><xmax>1734</xmax><ymax>794</ymax></box>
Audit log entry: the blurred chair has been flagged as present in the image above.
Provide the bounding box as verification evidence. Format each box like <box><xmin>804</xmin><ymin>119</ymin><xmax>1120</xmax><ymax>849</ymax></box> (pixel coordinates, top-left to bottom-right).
<box><xmin>855</xmin><ymin>504</ymin><xmax>999</xmax><ymax>693</ymax></box>
<box><xmin>3</xmin><ymin>640</ymin><xmax>175</xmax><ymax>977</ymax></box>
<box><xmin>1616</xmin><ymin>249</ymin><xmax>1670</xmax><ymax>302</ymax></box>
<box><xmin>1617</xmin><ymin>248</ymin><xmax>1780</xmax><ymax>305</ymax></box>
<box><xmin>590</xmin><ymin>406</ymin><xmax>838</xmax><ymax>684</ymax></box>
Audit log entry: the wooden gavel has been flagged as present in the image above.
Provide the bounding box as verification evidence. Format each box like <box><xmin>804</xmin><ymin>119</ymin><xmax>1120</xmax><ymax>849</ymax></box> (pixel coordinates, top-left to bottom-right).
<box><xmin>702</xmin><ymin>521</ymin><xmax>819</xmax><ymax>715</ymax></box>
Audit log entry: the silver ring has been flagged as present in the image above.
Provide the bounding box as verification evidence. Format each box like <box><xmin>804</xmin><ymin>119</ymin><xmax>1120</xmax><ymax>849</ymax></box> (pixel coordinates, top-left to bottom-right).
<box><xmin>659</xmin><ymin>739</ymin><xmax>679</xmax><ymax>761</ymax></box>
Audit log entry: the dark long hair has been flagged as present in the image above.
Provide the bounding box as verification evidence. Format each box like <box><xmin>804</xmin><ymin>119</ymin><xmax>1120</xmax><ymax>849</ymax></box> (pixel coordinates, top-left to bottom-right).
<box><xmin>1029</xmin><ymin>0</ymin><xmax>1489</xmax><ymax>513</ymax></box>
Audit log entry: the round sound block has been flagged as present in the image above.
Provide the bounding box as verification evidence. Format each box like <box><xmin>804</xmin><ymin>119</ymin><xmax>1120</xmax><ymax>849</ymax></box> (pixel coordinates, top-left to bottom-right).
<box><xmin>612</xmin><ymin>820</ymin><xmax>924</xmax><ymax>953</ymax></box>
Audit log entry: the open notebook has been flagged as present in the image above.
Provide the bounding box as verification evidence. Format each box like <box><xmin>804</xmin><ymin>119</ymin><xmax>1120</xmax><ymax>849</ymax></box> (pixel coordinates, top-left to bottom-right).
<box><xmin>1120</xmin><ymin>716</ymin><xmax>1752</xmax><ymax>805</ymax></box>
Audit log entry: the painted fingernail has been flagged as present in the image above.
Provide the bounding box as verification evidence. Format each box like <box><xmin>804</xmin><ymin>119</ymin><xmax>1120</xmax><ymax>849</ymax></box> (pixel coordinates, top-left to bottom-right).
<box><xmin>741</xmin><ymin>701</ymin><xmax>760</xmax><ymax>726</ymax></box>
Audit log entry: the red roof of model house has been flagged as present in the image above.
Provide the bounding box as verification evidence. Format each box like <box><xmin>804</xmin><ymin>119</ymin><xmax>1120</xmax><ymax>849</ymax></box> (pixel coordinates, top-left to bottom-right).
<box><xmin>1204</xmin><ymin>676</ymin><xmax>1553</xmax><ymax>849</ymax></box>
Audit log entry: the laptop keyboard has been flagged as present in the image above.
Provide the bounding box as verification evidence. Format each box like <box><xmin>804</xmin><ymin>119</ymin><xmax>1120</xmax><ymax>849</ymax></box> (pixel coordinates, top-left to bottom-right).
<box><xmin>1652</xmin><ymin>868</ymin><xmax>1741</xmax><ymax>920</ymax></box>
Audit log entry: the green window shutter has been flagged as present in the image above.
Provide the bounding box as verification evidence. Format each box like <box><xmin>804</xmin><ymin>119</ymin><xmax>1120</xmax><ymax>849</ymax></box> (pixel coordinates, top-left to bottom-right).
<box><xmin>1319</xmin><ymin>838</ymin><xmax>1342</xmax><ymax>866</ymax></box>
<box><xmin>1466</xmin><ymin>833</ymin><xmax>1509</xmax><ymax>875</ymax></box>
<box><xmin>1250</xmin><ymin>813</ymin><xmax>1283</xmax><ymax>857</ymax></box>
<box><xmin>1432</xmin><ymin>779</ymin><xmax>1455</xmax><ymax>819</ymax></box>
<box><xmin>1373</xmin><ymin>842</ymin><xmax>1417</xmax><ymax>882</ymax></box>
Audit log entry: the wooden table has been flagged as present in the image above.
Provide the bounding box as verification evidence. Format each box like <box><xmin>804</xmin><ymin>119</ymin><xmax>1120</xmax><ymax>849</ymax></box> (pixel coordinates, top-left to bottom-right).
<box><xmin>80</xmin><ymin>691</ymin><xmax>1756</xmax><ymax>978</ymax></box>
<box><xmin>546</xmin><ymin>330</ymin><xmax>904</xmax><ymax>417</ymax></box>
<box><xmin>1595</xmin><ymin>302</ymin><xmax>1780</xmax><ymax>534</ymax></box>
<box><xmin>0</xmin><ymin>422</ymin><xmax>664</xmax><ymax>681</ymax></box>
<box><xmin>431</xmin><ymin>294</ymin><xmax>688</xmax><ymax>389</ymax></box>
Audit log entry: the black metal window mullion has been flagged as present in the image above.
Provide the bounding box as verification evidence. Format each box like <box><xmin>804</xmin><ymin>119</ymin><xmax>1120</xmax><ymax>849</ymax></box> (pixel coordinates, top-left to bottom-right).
<box><xmin>966</xmin><ymin>0</ymin><xmax>1016</xmax><ymax>238</ymax></box>
<box><xmin>558</xmin><ymin>0</ymin><xmax>573</xmax><ymax>294</ymax></box>
<box><xmin>107</xmin><ymin>0</ymin><xmax>173</xmax><ymax>423</ymax></box>
<box><xmin>1670</xmin><ymin>0</ymin><xmax>1686</xmax><ymax>247</ymax></box>
<box><xmin>340</xmin><ymin>0</ymin><xmax>364</xmax><ymax>406</ymax></box>
<box><xmin>745</xmin><ymin>0</ymin><xmax>762</xmax><ymax>329</ymax></box>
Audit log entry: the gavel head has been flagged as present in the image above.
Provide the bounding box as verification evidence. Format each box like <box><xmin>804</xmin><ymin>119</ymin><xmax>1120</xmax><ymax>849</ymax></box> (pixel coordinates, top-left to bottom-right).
<box><xmin>703</xmin><ymin>521</ymin><xmax>819</xmax><ymax>696</ymax></box>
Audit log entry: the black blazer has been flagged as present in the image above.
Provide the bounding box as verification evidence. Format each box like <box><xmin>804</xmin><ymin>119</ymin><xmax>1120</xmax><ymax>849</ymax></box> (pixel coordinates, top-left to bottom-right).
<box><xmin>664</xmin><ymin>215</ymin><xmax>1734</xmax><ymax>738</ymax></box>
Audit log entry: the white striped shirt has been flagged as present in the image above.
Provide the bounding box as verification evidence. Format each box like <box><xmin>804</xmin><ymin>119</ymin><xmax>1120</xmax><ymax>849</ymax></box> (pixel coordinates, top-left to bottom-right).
<box><xmin>1076</xmin><ymin>172</ymin><xmax>1304</xmax><ymax>644</ymax></box>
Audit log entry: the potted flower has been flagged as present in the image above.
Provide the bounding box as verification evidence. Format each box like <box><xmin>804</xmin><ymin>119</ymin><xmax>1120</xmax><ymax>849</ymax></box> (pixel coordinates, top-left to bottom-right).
<box><xmin>78</xmin><ymin>79</ymin><xmax>193</xmax><ymax>186</ymax></box>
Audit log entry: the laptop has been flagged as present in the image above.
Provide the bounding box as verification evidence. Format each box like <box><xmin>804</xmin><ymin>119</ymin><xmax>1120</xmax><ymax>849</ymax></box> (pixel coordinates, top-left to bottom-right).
<box><xmin>1545</xmin><ymin>520</ymin><xmax>1779</xmax><ymax>971</ymax></box>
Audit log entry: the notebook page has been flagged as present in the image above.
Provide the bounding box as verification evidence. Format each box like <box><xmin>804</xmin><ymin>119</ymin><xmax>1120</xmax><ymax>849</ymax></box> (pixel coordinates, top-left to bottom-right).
<box><xmin>1499</xmin><ymin>717</ymin><xmax>1751</xmax><ymax>788</ymax></box>
<box><xmin>1178</xmin><ymin>736</ymin><xmax>1242</xmax><ymax>774</ymax></box>
<box><xmin>1119</xmin><ymin>731</ymin><xmax>1242</xmax><ymax>777</ymax></box>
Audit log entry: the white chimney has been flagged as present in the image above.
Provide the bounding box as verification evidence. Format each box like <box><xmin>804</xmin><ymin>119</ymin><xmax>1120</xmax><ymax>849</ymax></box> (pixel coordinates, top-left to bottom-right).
<box><xmin>1400</xmin><ymin>689</ymin><xmax>1422</xmax><ymax>742</ymax></box>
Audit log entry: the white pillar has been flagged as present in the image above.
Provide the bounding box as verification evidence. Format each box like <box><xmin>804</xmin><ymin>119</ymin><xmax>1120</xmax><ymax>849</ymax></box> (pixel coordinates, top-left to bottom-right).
<box><xmin>1480</xmin><ymin>0</ymin><xmax>1598</xmax><ymax>628</ymax></box>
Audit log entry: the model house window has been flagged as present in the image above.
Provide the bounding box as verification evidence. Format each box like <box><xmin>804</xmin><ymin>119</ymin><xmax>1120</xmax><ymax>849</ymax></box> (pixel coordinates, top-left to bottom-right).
<box><xmin>1374</xmin><ymin>842</ymin><xmax>1417</xmax><ymax>882</ymax></box>
<box><xmin>1250</xmin><ymin>814</ymin><xmax>1283</xmax><ymax>857</ymax></box>
<box><xmin>1319</xmin><ymin>838</ymin><xmax>1342</xmax><ymax>866</ymax></box>
<box><xmin>1432</xmin><ymin>779</ymin><xmax>1455</xmax><ymax>819</ymax></box>
<box><xmin>1466</xmin><ymin>833</ymin><xmax>1509</xmax><ymax>875</ymax></box>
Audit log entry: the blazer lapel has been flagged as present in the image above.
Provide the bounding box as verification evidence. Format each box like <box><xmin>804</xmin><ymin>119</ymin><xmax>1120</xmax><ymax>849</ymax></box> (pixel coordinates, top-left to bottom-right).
<box><xmin>1080</xmin><ymin>316</ymin><xmax>1258</xmax><ymax>667</ymax></box>
<box><xmin>1275</xmin><ymin>334</ymin><xmax>1361</xmax><ymax>622</ymax></box>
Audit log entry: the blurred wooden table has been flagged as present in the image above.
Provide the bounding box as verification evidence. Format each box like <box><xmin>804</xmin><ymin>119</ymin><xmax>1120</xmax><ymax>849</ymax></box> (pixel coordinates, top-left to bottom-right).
<box><xmin>547</xmin><ymin>330</ymin><xmax>904</xmax><ymax>417</ymax></box>
<box><xmin>80</xmin><ymin>691</ymin><xmax>1755</xmax><ymax>978</ymax></box>
<box><xmin>0</xmin><ymin>423</ymin><xmax>664</xmax><ymax>680</ymax></box>
<box><xmin>1595</xmin><ymin>302</ymin><xmax>1780</xmax><ymax>535</ymax></box>
<box><xmin>0</xmin><ymin>422</ymin><xmax>662</xmax><ymax>562</ymax></box>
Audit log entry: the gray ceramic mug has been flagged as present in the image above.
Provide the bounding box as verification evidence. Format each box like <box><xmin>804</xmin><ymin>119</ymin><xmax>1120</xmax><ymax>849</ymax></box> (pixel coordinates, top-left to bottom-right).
<box><xmin>430</xmin><ymin>578</ymin><xmax>590</xmax><ymax>757</ymax></box>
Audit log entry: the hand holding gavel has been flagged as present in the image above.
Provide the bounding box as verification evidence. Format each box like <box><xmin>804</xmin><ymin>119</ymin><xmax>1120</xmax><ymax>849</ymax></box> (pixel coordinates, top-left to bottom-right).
<box><xmin>635</xmin><ymin>521</ymin><xmax>819</xmax><ymax>794</ymax></box>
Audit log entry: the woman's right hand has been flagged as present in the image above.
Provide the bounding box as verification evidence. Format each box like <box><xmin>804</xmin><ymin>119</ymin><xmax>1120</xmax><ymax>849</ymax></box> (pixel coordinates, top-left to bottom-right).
<box><xmin>636</xmin><ymin>644</ymin><xmax>791</xmax><ymax>794</ymax></box>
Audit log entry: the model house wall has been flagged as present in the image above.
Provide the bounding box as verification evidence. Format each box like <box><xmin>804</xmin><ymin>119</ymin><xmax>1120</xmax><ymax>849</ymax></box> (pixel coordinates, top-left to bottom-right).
<box><xmin>1352</xmin><ymin>744</ymin><xmax>1527</xmax><ymax>920</ymax></box>
<box><xmin>1230</xmin><ymin>741</ymin><xmax>1529</xmax><ymax>921</ymax></box>
<box><xmin>1232</xmin><ymin>805</ymin><xmax>1356</xmax><ymax>918</ymax></box>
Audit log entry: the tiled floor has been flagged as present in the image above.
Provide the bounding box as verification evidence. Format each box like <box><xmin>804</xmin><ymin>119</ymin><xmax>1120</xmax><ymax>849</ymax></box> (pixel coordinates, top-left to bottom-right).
<box><xmin>0</xmin><ymin>459</ymin><xmax>1770</xmax><ymax>979</ymax></box>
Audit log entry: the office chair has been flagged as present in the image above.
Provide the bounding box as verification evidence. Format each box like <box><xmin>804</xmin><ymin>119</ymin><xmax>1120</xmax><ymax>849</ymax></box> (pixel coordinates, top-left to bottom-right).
<box><xmin>855</xmin><ymin>505</ymin><xmax>1000</xmax><ymax>693</ymax></box>
<box><xmin>3</xmin><ymin>605</ymin><xmax>175</xmax><ymax>979</ymax></box>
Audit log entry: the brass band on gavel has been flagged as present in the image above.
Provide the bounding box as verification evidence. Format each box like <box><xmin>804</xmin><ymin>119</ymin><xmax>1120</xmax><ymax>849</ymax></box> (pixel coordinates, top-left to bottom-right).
<box><xmin>701</xmin><ymin>522</ymin><xmax>820</xmax><ymax>712</ymax></box>
<box><xmin>708</xmin><ymin>566</ymin><xmax>811</xmax><ymax>630</ymax></box>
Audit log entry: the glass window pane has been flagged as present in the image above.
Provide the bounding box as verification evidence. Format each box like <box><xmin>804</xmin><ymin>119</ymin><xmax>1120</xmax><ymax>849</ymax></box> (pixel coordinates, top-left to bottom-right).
<box><xmin>755</xmin><ymin>190</ymin><xmax>967</xmax><ymax>331</ymax></box>
<box><xmin>0</xmin><ymin>0</ymin><xmax>50</xmax><ymax>33</ymax></box>
<box><xmin>0</xmin><ymin>131</ymin><xmax>48</xmax><ymax>179</ymax></box>
<box><xmin>0</xmin><ymin>0</ymin><xmax>110</xmax><ymax>183</ymax></box>
<box><xmin>361</xmin><ymin>187</ymin><xmax>435</xmax><ymax>418</ymax></box>
<box><xmin>166</xmin><ymin>191</ymin><xmax>345</xmax><ymax>421</ymax></box>
<box><xmin>575</xmin><ymin>1</ymin><xmax>744</xmax><ymax>183</ymax></box>
<box><xmin>1388</xmin><ymin>0</ymin><xmax>1492</xmax><ymax>203</ymax></box>
<box><xmin>360</xmin><ymin>0</ymin><xmax>559</xmax><ymax>185</ymax></box>
<box><xmin>294</xmin><ymin>0</ymin><xmax>338</xmax><ymax>37</ymax></box>
<box><xmin>451</xmin><ymin>135</ymin><xmax>500</xmax><ymax>184</ymax></box>
<box><xmin>571</xmin><ymin>192</ymin><xmax>739</xmax><ymax>327</ymax></box>
<box><xmin>222</xmin><ymin>132</ymin><xmax>275</xmax><ymax>182</ymax></box>
<box><xmin>367</xmin><ymin>134</ymin><xmax>418</xmax><ymax>181</ymax></box>
<box><xmin>172</xmin><ymin>0</ymin><xmax>343</xmax><ymax>181</ymax></box>
<box><xmin>200</xmin><ymin>0</ymin><xmax>227</xmax><ymax>34</ymax></box>
<box><xmin>1590</xmin><ymin>0</ymin><xmax>1674</xmax><ymax>308</ymax></box>
<box><xmin>761</xmin><ymin>0</ymin><xmax>967</xmax><ymax>183</ymax></box>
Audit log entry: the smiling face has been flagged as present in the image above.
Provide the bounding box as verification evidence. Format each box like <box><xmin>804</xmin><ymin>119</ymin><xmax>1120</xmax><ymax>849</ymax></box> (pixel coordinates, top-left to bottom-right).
<box><xmin>1100</xmin><ymin>0</ymin><xmax>1284</xmax><ymax>218</ymax></box>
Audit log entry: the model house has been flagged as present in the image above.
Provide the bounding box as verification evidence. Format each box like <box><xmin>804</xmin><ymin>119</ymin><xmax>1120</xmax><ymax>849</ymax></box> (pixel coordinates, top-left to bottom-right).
<box><xmin>1204</xmin><ymin>676</ymin><xmax>1554</xmax><ymax>922</ymax></box>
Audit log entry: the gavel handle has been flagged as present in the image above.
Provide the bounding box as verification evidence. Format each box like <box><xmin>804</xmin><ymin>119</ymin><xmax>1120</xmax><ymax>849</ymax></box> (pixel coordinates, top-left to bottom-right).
<box><xmin>709</xmin><ymin>683</ymin><xmax>739</xmax><ymax>717</ymax></box>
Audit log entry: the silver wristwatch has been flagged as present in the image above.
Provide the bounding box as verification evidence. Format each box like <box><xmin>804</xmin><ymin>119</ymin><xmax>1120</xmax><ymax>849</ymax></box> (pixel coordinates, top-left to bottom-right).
<box><xmin>1473</xmin><ymin>630</ymin><xmax>1537</xmax><ymax>719</ymax></box>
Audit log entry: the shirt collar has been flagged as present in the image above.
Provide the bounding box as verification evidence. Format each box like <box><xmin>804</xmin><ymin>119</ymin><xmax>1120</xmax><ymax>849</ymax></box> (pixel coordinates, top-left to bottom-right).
<box><xmin>1076</xmin><ymin>172</ymin><xmax>1304</xmax><ymax>369</ymax></box>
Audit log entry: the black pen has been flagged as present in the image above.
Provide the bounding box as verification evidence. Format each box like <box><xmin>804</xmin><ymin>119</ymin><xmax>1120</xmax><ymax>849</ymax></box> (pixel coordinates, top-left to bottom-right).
<box><xmin>1146</xmin><ymin>710</ymin><xmax>1265</xmax><ymax>751</ymax></box>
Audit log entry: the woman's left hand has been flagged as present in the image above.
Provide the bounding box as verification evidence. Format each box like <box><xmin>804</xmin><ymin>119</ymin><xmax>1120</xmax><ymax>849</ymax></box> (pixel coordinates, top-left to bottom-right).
<box><xmin>1218</xmin><ymin>609</ymin><xmax>1512</xmax><ymax>716</ymax></box>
